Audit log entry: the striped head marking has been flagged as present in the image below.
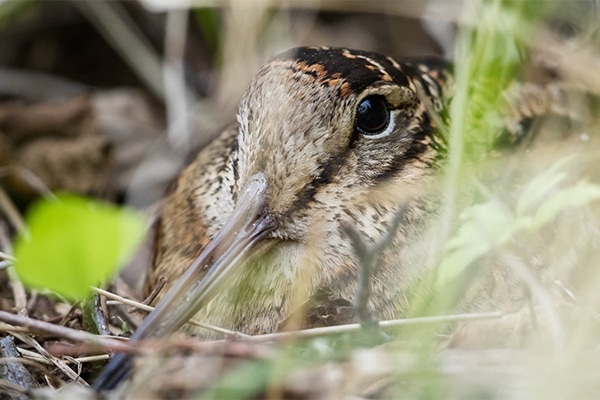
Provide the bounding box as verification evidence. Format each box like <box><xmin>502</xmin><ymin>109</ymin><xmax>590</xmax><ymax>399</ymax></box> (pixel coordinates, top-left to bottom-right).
<box><xmin>234</xmin><ymin>46</ymin><xmax>450</xmax><ymax>238</ymax></box>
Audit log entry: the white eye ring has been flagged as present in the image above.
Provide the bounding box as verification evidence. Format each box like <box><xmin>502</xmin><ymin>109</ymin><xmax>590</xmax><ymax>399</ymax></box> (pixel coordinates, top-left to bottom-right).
<box><xmin>355</xmin><ymin>94</ymin><xmax>396</xmax><ymax>139</ymax></box>
<box><xmin>362</xmin><ymin>110</ymin><xmax>397</xmax><ymax>139</ymax></box>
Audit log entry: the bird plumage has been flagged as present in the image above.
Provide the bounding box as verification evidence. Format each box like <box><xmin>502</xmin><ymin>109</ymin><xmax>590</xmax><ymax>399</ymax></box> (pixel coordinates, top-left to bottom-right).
<box><xmin>149</xmin><ymin>46</ymin><xmax>451</xmax><ymax>335</ymax></box>
<box><xmin>93</xmin><ymin>46</ymin><xmax>455</xmax><ymax>391</ymax></box>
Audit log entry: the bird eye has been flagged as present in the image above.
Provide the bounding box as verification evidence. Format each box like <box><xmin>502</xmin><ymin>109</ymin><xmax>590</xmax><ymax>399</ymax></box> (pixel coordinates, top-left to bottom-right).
<box><xmin>355</xmin><ymin>95</ymin><xmax>391</xmax><ymax>137</ymax></box>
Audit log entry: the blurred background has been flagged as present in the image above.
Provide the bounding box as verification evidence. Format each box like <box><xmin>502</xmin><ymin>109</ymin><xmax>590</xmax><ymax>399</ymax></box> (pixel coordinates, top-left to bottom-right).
<box><xmin>0</xmin><ymin>0</ymin><xmax>459</xmax><ymax>212</ymax></box>
<box><xmin>0</xmin><ymin>0</ymin><xmax>595</xmax><ymax>210</ymax></box>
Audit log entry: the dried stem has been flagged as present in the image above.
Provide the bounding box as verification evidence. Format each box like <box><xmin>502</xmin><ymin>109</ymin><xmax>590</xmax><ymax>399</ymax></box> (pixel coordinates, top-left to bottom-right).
<box><xmin>341</xmin><ymin>205</ymin><xmax>407</xmax><ymax>332</ymax></box>
<box><xmin>92</xmin><ymin>287</ymin><xmax>250</xmax><ymax>338</ymax></box>
<box><xmin>250</xmin><ymin>311</ymin><xmax>503</xmax><ymax>343</ymax></box>
<box><xmin>0</xmin><ymin>187</ymin><xmax>24</xmax><ymax>233</ymax></box>
<box><xmin>0</xmin><ymin>311</ymin><xmax>132</xmax><ymax>353</ymax></box>
<box><xmin>0</xmin><ymin>222</ymin><xmax>27</xmax><ymax>317</ymax></box>
<box><xmin>11</xmin><ymin>332</ymin><xmax>87</xmax><ymax>386</ymax></box>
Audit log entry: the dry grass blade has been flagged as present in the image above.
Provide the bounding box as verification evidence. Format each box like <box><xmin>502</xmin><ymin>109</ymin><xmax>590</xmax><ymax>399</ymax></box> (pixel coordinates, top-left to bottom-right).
<box><xmin>0</xmin><ymin>223</ymin><xmax>27</xmax><ymax>317</ymax></box>
<box><xmin>249</xmin><ymin>311</ymin><xmax>503</xmax><ymax>342</ymax></box>
<box><xmin>11</xmin><ymin>332</ymin><xmax>87</xmax><ymax>386</ymax></box>
<box><xmin>0</xmin><ymin>311</ymin><xmax>132</xmax><ymax>354</ymax></box>
<box><xmin>16</xmin><ymin>347</ymin><xmax>109</xmax><ymax>366</ymax></box>
<box><xmin>0</xmin><ymin>187</ymin><xmax>24</xmax><ymax>233</ymax></box>
<box><xmin>0</xmin><ymin>250</ymin><xmax>15</xmax><ymax>262</ymax></box>
<box><xmin>92</xmin><ymin>287</ymin><xmax>251</xmax><ymax>338</ymax></box>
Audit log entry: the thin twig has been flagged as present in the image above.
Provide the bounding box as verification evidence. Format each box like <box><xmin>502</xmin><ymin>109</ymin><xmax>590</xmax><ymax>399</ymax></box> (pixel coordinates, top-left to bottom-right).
<box><xmin>375</xmin><ymin>205</ymin><xmax>410</xmax><ymax>255</ymax></box>
<box><xmin>72</xmin><ymin>354</ymin><xmax>110</xmax><ymax>363</ymax></box>
<box><xmin>92</xmin><ymin>287</ymin><xmax>251</xmax><ymax>338</ymax></box>
<box><xmin>249</xmin><ymin>311</ymin><xmax>504</xmax><ymax>343</ymax></box>
<box><xmin>58</xmin><ymin>302</ymin><xmax>80</xmax><ymax>327</ymax></box>
<box><xmin>127</xmin><ymin>275</ymin><xmax>167</xmax><ymax>312</ymax></box>
<box><xmin>0</xmin><ymin>325</ymin><xmax>30</xmax><ymax>333</ymax></box>
<box><xmin>7</xmin><ymin>268</ymin><xmax>28</xmax><ymax>317</ymax></box>
<box><xmin>0</xmin><ymin>250</ymin><xmax>15</xmax><ymax>262</ymax></box>
<box><xmin>501</xmin><ymin>253</ymin><xmax>565</xmax><ymax>350</ymax></box>
<box><xmin>0</xmin><ymin>186</ymin><xmax>24</xmax><ymax>233</ymax></box>
<box><xmin>12</xmin><ymin>332</ymin><xmax>87</xmax><ymax>386</ymax></box>
<box><xmin>0</xmin><ymin>355</ymin><xmax>54</xmax><ymax>374</ymax></box>
<box><xmin>143</xmin><ymin>275</ymin><xmax>167</xmax><ymax>305</ymax></box>
<box><xmin>0</xmin><ymin>311</ymin><xmax>132</xmax><ymax>353</ymax></box>
<box><xmin>0</xmin><ymin>222</ymin><xmax>28</xmax><ymax>317</ymax></box>
<box><xmin>0</xmin><ymin>166</ymin><xmax>54</xmax><ymax>199</ymax></box>
<box><xmin>341</xmin><ymin>222</ymin><xmax>373</xmax><ymax>324</ymax></box>
<box><xmin>17</xmin><ymin>347</ymin><xmax>109</xmax><ymax>365</ymax></box>
<box><xmin>341</xmin><ymin>205</ymin><xmax>407</xmax><ymax>331</ymax></box>
<box><xmin>0</xmin><ymin>308</ymin><xmax>502</xmax><ymax>368</ymax></box>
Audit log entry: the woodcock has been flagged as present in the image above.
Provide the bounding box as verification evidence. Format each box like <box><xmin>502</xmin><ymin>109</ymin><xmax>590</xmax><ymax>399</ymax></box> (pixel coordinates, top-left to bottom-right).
<box><xmin>92</xmin><ymin>46</ymin><xmax>456</xmax><ymax>390</ymax></box>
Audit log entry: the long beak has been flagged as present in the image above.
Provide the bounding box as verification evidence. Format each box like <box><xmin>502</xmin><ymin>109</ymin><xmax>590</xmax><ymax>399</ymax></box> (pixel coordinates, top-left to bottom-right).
<box><xmin>93</xmin><ymin>172</ymin><xmax>276</xmax><ymax>391</ymax></box>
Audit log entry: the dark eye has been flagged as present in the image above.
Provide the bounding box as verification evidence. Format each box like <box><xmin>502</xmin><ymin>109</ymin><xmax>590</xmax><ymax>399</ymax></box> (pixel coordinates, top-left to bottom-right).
<box><xmin>355</xmin><ymin>95</ymin><xmax>391</xmax><ymax>136</ymax></box>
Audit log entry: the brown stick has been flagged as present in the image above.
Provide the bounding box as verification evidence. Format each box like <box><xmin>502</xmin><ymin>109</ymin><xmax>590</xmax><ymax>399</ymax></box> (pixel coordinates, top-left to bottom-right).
<box><xmin>0</xmin><ymin>311</ymin><xmax>132</xmax><ymax>354</ymax></box>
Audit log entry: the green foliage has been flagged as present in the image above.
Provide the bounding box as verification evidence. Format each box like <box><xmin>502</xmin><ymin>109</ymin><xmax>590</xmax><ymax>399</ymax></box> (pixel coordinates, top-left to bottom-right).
<box><xmin>13</xmin><ymin>194</ymin><xmax>146</xmax><ymax>301</ymax></box>
<box><xmin>455</xmin><ymin>0</ymin><xmax>542</xmax><ymax>157</ymax></box>
<box><xmin>516</xmin><ymin>156</ymin><xmax>574</xmax><ymax>215</ymax></box>
<box><xmin>437</xmin><ymin>157</ymin><xmax>600</xmax><ymax>287</ymax></box>
<box><xmin>201</xmin><ymin>359</ymin><xmax>272</xmax><ymax>399</ymax></box>
<box><xmin>434</xmin><ymin>0</ymin><xmax>542</xmax><ymax>282</ymax></box>
<box><xmin>435</xmin><ymin>0</ymin><xmax>543</xmax><ymax>265</ymax></box>
<box><xmin>201</xmin><ymin>336</ymin><xmax>350</xmax><ymax>399</ymax></box>
<box><xmin>429</xmin><ymin>0</ymin><xmax>599</xmax><ymax>313</ymax></box>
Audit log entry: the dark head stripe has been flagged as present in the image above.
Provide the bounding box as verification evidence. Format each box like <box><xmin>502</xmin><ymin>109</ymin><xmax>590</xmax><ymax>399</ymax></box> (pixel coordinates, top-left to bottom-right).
<box><xmin>269</xmin><ymin>47</ymin><xmax>412</xmax><ymax>97</ymax></box>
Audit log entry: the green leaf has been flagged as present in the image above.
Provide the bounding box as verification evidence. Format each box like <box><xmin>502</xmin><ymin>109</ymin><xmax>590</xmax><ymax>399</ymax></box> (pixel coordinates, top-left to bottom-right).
<box><xmin>437</xmin><ymin>178</ymin><xmax>600</xmax><ymax>288</ymax></box>
<box><xmin>13</xmin><ymin>194</ymin><xmax>146</xmax><ymax>301</ymax></box>
<box><xmin>516</xmin><ymin>156</ymin><xmax>574</xmax><ymax>215</ymax></box>
<box><xmin>436</xmin><ymin>196</ymin><xmax>538</xmax><ymax>286</ymax></box>
<box><xmin>532</xmin><ymin>181</ymin><xmax>600</xmax><ymax>229</ymax></box>
<box><xmin>437</xmin><ymin>201</ymin><xmax>515</xmax><ymax>286</ymax></box>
